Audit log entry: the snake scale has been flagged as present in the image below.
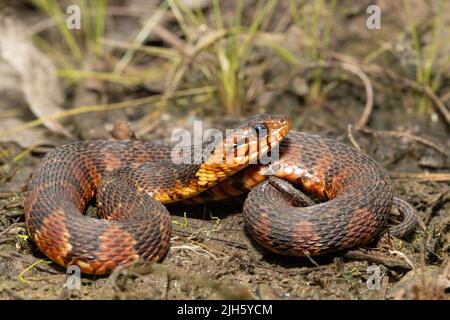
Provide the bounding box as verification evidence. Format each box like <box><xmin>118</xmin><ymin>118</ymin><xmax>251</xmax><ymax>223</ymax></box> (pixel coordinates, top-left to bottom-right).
<box><xmin>25</xmin><ymin>114</ymin><xmax>417</xmax><ymax>274</ymax></box>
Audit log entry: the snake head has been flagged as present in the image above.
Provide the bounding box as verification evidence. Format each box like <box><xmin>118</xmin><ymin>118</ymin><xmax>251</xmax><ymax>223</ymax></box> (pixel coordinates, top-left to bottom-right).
<box><xmin>231</xmin><ymin>114</ymin><xmax>290</xmax><ymax>163</ymax></box>
<box><xmin>204</xmin><ymin>114</ymin><xmax>291</xmax><ymax>170</ymax></box>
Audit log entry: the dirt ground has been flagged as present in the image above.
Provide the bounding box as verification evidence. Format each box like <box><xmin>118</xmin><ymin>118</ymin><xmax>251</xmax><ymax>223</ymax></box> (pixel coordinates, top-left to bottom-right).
<box><xmin>0</xmin><ymin>1</ymin><xmax>449</xmax><ymax>300</ymax></box>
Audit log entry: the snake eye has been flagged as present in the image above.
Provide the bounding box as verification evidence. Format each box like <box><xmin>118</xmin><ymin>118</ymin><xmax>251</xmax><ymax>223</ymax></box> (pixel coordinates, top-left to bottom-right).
<box><xmin>252</xmin><ymin>123</ymin><xmax>268</xmax><ymax>137</ymax></box>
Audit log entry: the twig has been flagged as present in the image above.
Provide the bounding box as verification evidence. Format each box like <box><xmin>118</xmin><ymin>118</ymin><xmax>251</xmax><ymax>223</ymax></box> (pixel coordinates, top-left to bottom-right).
<box><xmin>340</xmin><ymin>62</ymin><xmax>374</xmax><ymax>128</ymax></box>
<box><xmin>0</xmin><ymin>222</ymin><xmax>24</xmax><ymax>238</ymax></box>
<box><xmin>343</xmin><ymin>250</ymin><xmax>412</xmax><ymax>270</ymax></box>
<box><xmin>388</xmin><ymin>250</ymin><xmax>415</xmax><ymax>269</ymax></box>
<box><xmin>303</xmin><ymin>251</ymin><xmax>320</xmax><ymax>268</ymax></box>
<box><xmin>355</xmin><ymin>126</ymin><xmax>449</xmax><ymax>157</ymax></box>
<box><xmin>390</xmin><ymin>172</ymin><xmax>450</xmax><ymax>181</ymax></box>
<box><xmin>328</xmin><ymin>51</ymin><xmax>450</xmax><ymax>126</ymax></box>
<box><xmin>0</xmin><ymin>252</ymin><xmax>58</xmax><ymax>274</ymax></box>
<box><xmin>298</xmin><ymin>61</ymin><xmax>374</xmax><ymax>128</ymax></box>
<box><xmin>347</xmin><ymin>125</ymin><xmax>363</xmax><ymax>151</ymax></box>
<box><xmin>153</xmin><ymin>24</ymin><xmax>188</xmax><ymax>55</ymax></box>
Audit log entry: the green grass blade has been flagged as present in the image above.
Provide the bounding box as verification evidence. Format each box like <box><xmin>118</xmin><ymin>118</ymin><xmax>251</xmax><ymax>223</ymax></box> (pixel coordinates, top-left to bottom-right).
<box><xmin>114</xmin><ymin>1</ymin><xmax>168</xmax><ymax>74</ymax></box>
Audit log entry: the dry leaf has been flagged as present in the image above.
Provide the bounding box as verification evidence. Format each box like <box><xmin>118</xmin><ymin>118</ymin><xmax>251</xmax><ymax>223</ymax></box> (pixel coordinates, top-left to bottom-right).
<box><xmin>0</xmin><ymin>63</ymin><xmax>57</xmax><ymax>148</ymax></box>
<box><xmin>0</xmin><ymin>14</ymin><xmax>73</xmax><ymax>138</ymax></box>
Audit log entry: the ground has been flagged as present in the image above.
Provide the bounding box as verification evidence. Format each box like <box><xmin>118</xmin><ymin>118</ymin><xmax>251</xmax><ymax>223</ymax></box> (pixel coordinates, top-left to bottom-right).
<box><xmin>0</xmin><ymin>0</ymin><xmax>449</xmax><ymax>300</ymax></box>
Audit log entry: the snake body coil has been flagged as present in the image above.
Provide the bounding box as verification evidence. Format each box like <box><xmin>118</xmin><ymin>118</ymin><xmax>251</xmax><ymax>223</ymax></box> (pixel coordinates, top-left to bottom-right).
<box><xmin>243</xmin><ymin>131</ymin><xmax>411</xmax><ymax>256</ymax></box>
<box><xmin>25</xmin><ymin>115</ymin><xmax>416</xmax><ymax>274</ymax></box>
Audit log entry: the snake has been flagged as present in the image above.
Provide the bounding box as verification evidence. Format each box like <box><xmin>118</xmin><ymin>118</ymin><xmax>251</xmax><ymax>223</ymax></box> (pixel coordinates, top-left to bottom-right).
<box><xmin>24</xmin><ymin>114</ymin><xmax>417</xmax><ymax>274</ymax></box>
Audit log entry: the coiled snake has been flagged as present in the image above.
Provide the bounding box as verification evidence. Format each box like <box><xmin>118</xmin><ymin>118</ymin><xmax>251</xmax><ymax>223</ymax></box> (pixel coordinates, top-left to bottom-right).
<box><xmin>25</xmin><ymin>115</ymin><xmax>416</xmax><ymax>274</ymax></box>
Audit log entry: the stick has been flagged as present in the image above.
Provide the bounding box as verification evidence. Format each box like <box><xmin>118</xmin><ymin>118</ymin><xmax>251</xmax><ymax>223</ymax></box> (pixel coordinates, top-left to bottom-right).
<box><xmin>343</xmin><ymin>250</ymin><xmax>412</xmax><ymax>270</ymax></box>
